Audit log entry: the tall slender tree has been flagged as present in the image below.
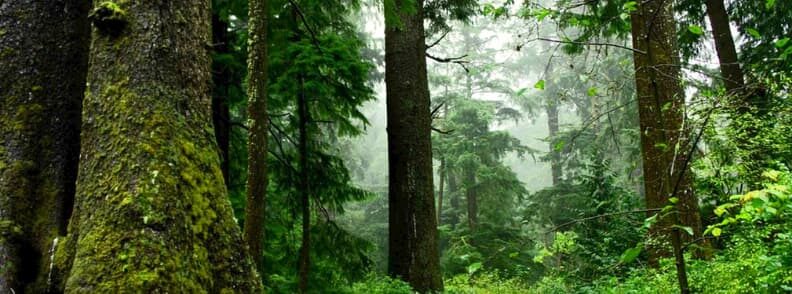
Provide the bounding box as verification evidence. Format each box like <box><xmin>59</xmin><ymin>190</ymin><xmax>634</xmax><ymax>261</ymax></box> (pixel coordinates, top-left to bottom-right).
<box><xmin>384</xmin><ymin>0</ymin><xmax>443</xmax><ymax>291</ymax></box>
<box><xmin>0</xmin><ymin>1</ymin><xmax>89</xmax><ymax>292</ymax></box>
<box><xmin>244</xmin><ymin>0</ymin><xmax>270</xmax><ymax>276</ymax></box>
<box><xmin>60</xmin><ymin>1</ymin><xmax>262</xmax><ymax>291</ymax></box>
<box><xmin>630</xmin><ymin>0</ymin><xmax>703</xmax><ymax>290</ymax></box>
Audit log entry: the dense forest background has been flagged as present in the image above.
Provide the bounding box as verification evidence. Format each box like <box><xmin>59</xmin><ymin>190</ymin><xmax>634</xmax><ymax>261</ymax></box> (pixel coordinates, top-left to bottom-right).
<box><xmin>1</xmin><ymin>0</ymin><xmax>790</xmax><ymax>293</ymax></box>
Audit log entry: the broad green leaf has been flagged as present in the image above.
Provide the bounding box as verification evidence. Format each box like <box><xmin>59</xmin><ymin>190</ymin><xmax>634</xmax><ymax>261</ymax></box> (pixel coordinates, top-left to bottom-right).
<box><xmin>467</xmin><ymin>262</ymin><xmax>483</xmax><ymax>274</ymax></box>
<box><xmin>766</xmin><ymin>0</ymin><xmax>776</xmax><ymax>9</ymax></box>
<box><xmin>669</xmin><ymin>197</ymin><xmax>679</xmax><ymax>204</ymax></box>
<box><xmin>623</xmin><ymin>1</ymin><xmax>637</xmax><ymax>12</ymax></box>
<box><xmin>534</xmin><ymin>79</ymin><xmax>546</xmax><ymax>90</ymax></box>
<box><xmin>688</xmin><ymin>25</ymin><xmax>704</xmax><ymax>36</ymax></box>
<box><xmin>674</xmin><ymin>225</ymin><xmax>694</xmax><ymax>236</ymax></box>
<box><xmin>746</xmin><ymin>28</ymin><xmax>761</xmax><ymax>39</ymax></box>
<box><xmin>712</xmin><ymin>227</ymin><xmax>722</xmax><ymax>237</ymax></box>
<box><xmin>775</xmin><ymin>38</ymin><xmax>790</xmax><ymax>48</ymax></box>
<box><xmin>620</xmin><ymin>245</ymin><xmax>642</xmax><ymax>264</ymax></box>
<box><xmin>554</xmin><ymin>140</ymin><xmax>565</xmax><ymax>151</ymax></box>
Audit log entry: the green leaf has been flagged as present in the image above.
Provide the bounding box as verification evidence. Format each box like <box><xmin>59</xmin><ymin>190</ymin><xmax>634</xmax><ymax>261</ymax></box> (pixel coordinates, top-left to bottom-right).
<box><xmin>766</xmin><ymin>0</ymin><xmax>776</xmax><ymax>9</ymax></box>
<box><xmin>688</xmin><ymin>25</ymin><xmax>704</xmax><ymax>36</ymax></box>
<box><xmin>623</xmin><ymin>1</ymin><xmax>637</xmax><ymax>12</ymax></box>
<box><xmin>467</xmin><ymin>262</ymin><xmax>483</xmax><ymax>275</ymax></box>
<box><xmin>746</xmin><ymin>28</ymin><xmax>761</xmax><ymax>39</ymax></box>
<box><xmin>712</xmin><ymin>227</ymin><xmax>722</xmax><ymax>237</ymax></box>
<box><xmin>620</xmin><ymin>245</ymin><xmax>642</xmax><ymax>264</ymax></box>
<box><xmin>587</xmin><ymin>87</ymin><xmax>598</xmax><ymax>97</ymax></box>
<box><xmin>674</xmin><ymin>225</ymin><xmax>694</xmax><ymax>236</ymax></box>
<box><xmin>775</xmin><ymin>38</ymin><xmax>790</xmax><ymax>48</ymax></box>
<box><xmin>534</xmin><ymin>79</ymin><xmax>546</xmax><ymax>90</ymax></box>
<box><xmin>554</xmin><ymin>140</ymin><xmax>565</xmax><ymax>151</ymax></box>
<box><xmin>669</xmin><ymin>197</ymin><xmax>679</xmax><ymax>204</ymax></box>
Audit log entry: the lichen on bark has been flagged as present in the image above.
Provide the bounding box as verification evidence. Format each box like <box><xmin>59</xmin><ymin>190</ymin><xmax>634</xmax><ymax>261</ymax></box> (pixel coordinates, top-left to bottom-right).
<box><xmin>59</xmin><ymin>0</ymin><xmax>262</xmax><ymax>292</ymax></box>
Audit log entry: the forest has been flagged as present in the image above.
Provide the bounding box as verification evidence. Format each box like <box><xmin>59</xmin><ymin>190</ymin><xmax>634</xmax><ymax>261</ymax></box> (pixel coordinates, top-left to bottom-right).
<box><xmin>0</xmin><ymin>0</ymin><xmax>790</xmax><ymax>293</ymax></box>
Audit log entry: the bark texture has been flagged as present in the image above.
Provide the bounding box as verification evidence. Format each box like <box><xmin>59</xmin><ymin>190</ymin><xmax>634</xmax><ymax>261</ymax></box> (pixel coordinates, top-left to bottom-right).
<box><xmin>630</xmin><ymin>0</ymin><xmax>704</xmax><ymax>268</ymax></box>
<box><xmin>0</xmin><ymin>1</ymin><xmax>89</xmax><ymax>292</ymax></box>
<box><xmin>384</xmin><ymin>0</ymin><xmax>443</xmax><ymax>291</ymax></box>
<box><xmin>243</xmin><ymin>0</ymin><xmax>270</xmax><ymax>276</ymax></box>
<box><xmin>705</xmin><ymin>0</ymin><xmax>744</xmax><ymax>95</ymax></box>
<box><xmin>60</xmin><ymin>1</ymin><xmax>262</xmax><ymax>292</ymax></box>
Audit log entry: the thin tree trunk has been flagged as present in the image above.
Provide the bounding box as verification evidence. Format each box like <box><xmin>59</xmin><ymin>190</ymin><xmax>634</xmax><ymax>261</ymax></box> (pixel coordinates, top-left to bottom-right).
<box><xmin>437</xmin><ymin>158</ymin><xmax>446</xmax><ymax>224</ymax></box>
<box><xmin>630</xmin><ymin>0</ymin><xmax>704</xmax><ymax>272</ymax></box>
<box><xmin>0</xmin><ymin>1</ymin><xmax>89</xmax><ymax>292</ymax></box>
<box><xmin>62</xmin><ymin>1</ymin><xmax>263</xmax><ymax>291</ymax></box>
<box><xmin>448</xmin><ymin>170</ymin><xmax>460</xmax><ymax>228</ymax></box>
<box><xmin>705</xmin><ymin>0</ymin><xmax>744</xmax><ymax>95</ymax></box>
<box><xmin>244</xmin><ymin>0</ymin><xmax>270</xmax><ymax>276</ymax></box>
<box><xmin>546</xmin><ymin>101</ymin><xmax>562</xmax><ymax>186</ymax></box>
<box><xmin>384</xmin><ymin>0</ymin><xmax>443</xmax><ymax>291</ymax></box>
<box><xmin>465</xmin><ymin>169</ymin><xmax>477</xmax><ymax>231</ymax></box>
<box><xmin>297</xmin><ymin>75</ymin><xmax>311</xmax><ymax>293</ymax></box>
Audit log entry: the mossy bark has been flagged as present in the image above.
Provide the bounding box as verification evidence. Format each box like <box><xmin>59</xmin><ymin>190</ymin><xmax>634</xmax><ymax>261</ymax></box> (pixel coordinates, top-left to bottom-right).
<box><xmin>243</xmin><ymin>0</ymin><xmax>270</xmax><ymax>278</ymax></box>
<box><xmin>0</xmin><ymin>0</ymin><xmax>89</xmax><ymax>292</ymax></box>
<box><xmin>384</xmin><ymin>0</ymin><xmax>443</xmax><ymax>292</ymax></box>
<box><xmin>630</xmin><ymin>0</ymin><xmax>705</xmax><ymax>269</ymax></box>
<box><xmin>60</xmin><ymin>0</ymin><xmax>262</xmax><ymax>292</ymax></box>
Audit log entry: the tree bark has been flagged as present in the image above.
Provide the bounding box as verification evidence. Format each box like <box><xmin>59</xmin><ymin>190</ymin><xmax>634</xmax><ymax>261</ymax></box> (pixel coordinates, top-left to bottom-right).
<box><xmin>447</xmin><ymin>170</ymin><xmax>460</xmax><ymax>228</ymax></box>
<box><xmin>437</xmin><ymin>158</ymin><xmax>446</xmax><ymax>224</ymax></box>
<box><xmin>297</xmin><ymin>75</ymin><xmax>311</xmax><ymax>293</ymax></box>
<box><xmin>0</xmin><ymin>1</ymin><xmax>89</xmax><ymax>292</ymax></box>
<box><xmin>244</xmin><ymin>0</ymin><xmax>270</xmax><ymax>277</ymax></box>
<box><xmin>465</xmin><ymin>169</ymin><xmax>477</xmax><ymax>231</ymax></box>
<box><xmin>384</xmin><ymin>0</ymin><xmax>443</xmax><ymax>291</ymax></box>
<box><xmin>705</xmin><ymin>0</ymin><xmax>744</xmax><ymax>95</ymax></box>
<box><xmin>630</xmin><ymin>0</ymin><xmax>704</xmax><ymax>268</ymax></box>
<box><xmin>61</xmin><ymin>1</ymin><xmax>263</xmax><ymax>291</ymax></box>
<box><xmin>546</xmin><ymin>101</ymin><xmax>562</xmax><ymax>186</ymax></box>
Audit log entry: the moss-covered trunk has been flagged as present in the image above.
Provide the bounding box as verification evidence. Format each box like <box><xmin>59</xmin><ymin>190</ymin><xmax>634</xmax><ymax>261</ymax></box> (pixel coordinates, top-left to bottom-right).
<box><xmin>630</xmin><ymin>0</ymin><xmax>704</xmax><ymax>268</ymax></box>
<box><xmin>384</xmin><ymin>0</ymin><xmax>443</xmax><ymax>291</ymax></box>
<box><xmin>59</xmin><ymin>1</ymin><xmax>262</xmax><ymax>292</ymax></box>
<box><xmin>0</xmin><ymin>1</ymin><xmax>89</xmax><ymax>292</ymax></box>
<box><xmin>243</xmin><ymin>0</ymin><xmax>270</xmax><ymax>276</ymax></box>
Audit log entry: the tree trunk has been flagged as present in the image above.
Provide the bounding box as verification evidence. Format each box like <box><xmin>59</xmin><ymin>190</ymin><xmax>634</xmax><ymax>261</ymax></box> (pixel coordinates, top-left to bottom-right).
<box><xmin>437</xmin><ymin>158</ymin><xmax>446</xmax><ymax>224</ymax></box>
<box><xmin>211</xmin><ymin>12</ymin><xmax>232</xmax><ymax>187</ymax></box>
<box><xmin>0</xmin><ymin>1</ymin><xmax>89</xmax><ymax>292</ymax></box>
<box><xmin>630</xmin><ymin>0</ymin><xmax>704</xmax><ymax>269</ymax></box>
<box><xmin>384</xmin><ymin>0</ymin><xmax>443</xmax><ymax>291</ymax></box>
<box><xmin>546</xmin><ymin>101</ymin><xmax>562</xmax><ymax>186</ymax></box>
<box><xmin>244</xmin><ymin>0</ymin><xmax>270</xmax><ymax>276</ymax></box>
<box><xmin>297</xmin><ymin>75</ymin><xmax>311</xmax><ymax>293</ymax></box>
<box><xmin>61</xmin><ymin>1</ymin><xmax>263</xmax><ymax>291</ymax></box>
<box><xmin>465</xmin><ymin>169</ymin><xmax>477</xmax><ymax>232</ymax></box>
<box><xmin>447</xmin><ymin>170</ymin><xmax>460</xmax><ymax>228</ymax></box>
<box><xmin>705</xmin><ymin>0</ymin><xmax>744</xmax><ymax>96</ymax></box>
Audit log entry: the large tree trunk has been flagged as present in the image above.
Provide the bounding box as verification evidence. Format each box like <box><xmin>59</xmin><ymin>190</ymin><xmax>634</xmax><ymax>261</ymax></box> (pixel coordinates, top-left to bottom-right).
<box><xmin>0</xmin><ymin>1</ymin><xmax>89</xmax><ymax>292</ymax></box>
<box><xmin>384</xmin><ymin>0</ymin><xmax>443</xmax><ymax>291</ymax></box>
<box><xmin>60</xmin><ymin>1</ymin><xmax>263</xmax><ymax>291</ymax></box>
<box><xmin>630</xmin><ymin>0</ymin><xmax>704</xmax><ymax>273</ymax></box>
<box><xmin>243</xmin><ymin>0</ymin><xmax>270</xmax><ymax>276</ymax></box>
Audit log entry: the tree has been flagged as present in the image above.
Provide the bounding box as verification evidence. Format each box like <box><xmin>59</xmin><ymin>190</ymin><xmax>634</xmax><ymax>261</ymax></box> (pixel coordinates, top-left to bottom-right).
<box><xmin>58</xmin><ymin>1</ymin><xmax>262</xmax><ymax>291</ymax></box>
<box><xmin>244</xmin><ymin>0</ymin><xmax>270</xmax><ymax>276</ymax></box>
<box><xmin>384</xmin><ymin>0</ymin><xmax>443</xmax><ymax>291</ymax></box>
<box><xmin>0</xmin><ymin>1</ymin><xmax>89</xmax><ymax>292</ymax></box>
<box><xmin>630</xmin><ymin>0</ymin><xmax>701</xmax><ymax>290</ymax></box>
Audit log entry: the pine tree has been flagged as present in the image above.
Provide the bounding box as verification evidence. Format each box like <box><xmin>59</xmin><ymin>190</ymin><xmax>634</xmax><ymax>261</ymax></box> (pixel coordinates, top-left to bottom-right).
<box><xmin>384</xmin><ymin>0</ymin><xmax>443</xmax><ymax>291</ymax></box>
